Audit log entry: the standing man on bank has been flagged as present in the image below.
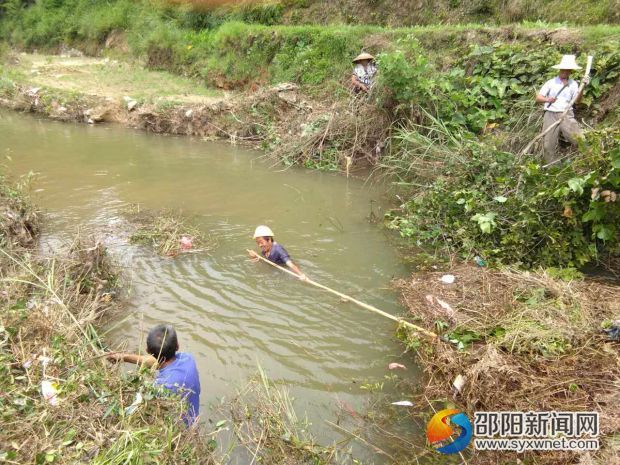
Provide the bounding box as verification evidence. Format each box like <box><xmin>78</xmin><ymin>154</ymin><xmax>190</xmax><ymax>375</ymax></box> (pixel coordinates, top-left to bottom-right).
<box><xmin>535</xmin><ymin>54</ymin><xmax>589</xmax><ymax>165</ymax></box>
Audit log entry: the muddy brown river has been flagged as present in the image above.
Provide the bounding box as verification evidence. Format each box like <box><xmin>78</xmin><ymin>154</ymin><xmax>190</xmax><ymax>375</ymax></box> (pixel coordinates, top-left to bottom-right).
<box><xmin>1</xmin><ymin>109</ymin><xmax>422</xmax><ymax>462</ymax></box>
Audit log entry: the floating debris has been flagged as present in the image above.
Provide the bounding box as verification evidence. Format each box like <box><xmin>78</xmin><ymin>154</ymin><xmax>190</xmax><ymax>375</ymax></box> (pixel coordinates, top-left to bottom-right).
<box><xmin>124</xmin><ymin>392</ymin><xmax>143</xmax><ymax>416</ymax></box>
<box><xmin>180</xmin><ymin>235</ymin><xmax>193</xmax><ymax>251</ymax></box>
<box><xmin>123</xmin><ymin>204</ymin><xmax>211</xmax><ymax>257</ymax></box>
<box><xmin>602</xmin><ymin>320</ymin><xmax>620</xmax><ymax>341</ymax></box>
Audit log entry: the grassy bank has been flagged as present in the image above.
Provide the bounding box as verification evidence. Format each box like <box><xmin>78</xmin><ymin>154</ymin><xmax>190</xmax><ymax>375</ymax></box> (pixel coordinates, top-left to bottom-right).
<box><xmin>0</xmin><ymin>174</ymin><xmax>217</xmax><ymax>463</ymax></box>
<box><xmin>276</xmin><ymin>0</ymin><xmax>620</xmax><ymax>27</ymax></box>
<box><xmin>1</xmin><ymin>0</ymin><xmax>619</xmax><ymax>88</ymax></box>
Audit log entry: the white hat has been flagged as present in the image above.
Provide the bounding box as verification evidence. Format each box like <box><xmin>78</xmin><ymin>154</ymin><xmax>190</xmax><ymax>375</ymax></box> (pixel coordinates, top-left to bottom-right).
<box><xmin>552</xmin><ymin>55</ymin><xmax>582</xmax><ymax>70</ymax></box>
<box><xmin>253</xmin><ymin>225</ymin><xmax>274</xmax><ymax>238</ymax></box>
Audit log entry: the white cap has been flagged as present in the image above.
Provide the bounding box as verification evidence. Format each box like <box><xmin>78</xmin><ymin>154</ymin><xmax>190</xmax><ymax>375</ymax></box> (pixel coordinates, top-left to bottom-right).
<box><xmin>552</xmin><ymin>55</ymin><xmax>582</xmax><ymax>70</ymax></box>
<box><xmin>253</xmin><ymin>225</ymin><xmax>274</xmax><ymax>238</ymax></box>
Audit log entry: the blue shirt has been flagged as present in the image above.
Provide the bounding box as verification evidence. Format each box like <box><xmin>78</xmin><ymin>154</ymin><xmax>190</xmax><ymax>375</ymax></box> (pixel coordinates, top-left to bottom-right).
<box><xmin>155</xmin><ymin>352</ymin><xmax>201</xmax><ymax>425</ymax></box>
<box><xmin>262</xmin><ymin>242</ymin><xmax>290</xmax><ymax>266</ymax></box>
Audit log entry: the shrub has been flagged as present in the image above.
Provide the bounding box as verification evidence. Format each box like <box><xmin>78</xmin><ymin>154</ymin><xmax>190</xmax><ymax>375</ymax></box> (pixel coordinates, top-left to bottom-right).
<box><xmin>386</xmin><ymin>128</ymin><xmax>620</xmax><ymax>268</ymax></box>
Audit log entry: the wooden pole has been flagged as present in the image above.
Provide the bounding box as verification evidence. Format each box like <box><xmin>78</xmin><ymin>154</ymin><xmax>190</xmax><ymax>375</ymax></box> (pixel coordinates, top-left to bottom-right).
<box><xmin>247</xmin><ymin>250</ymin><xmax>438</xmax><ymax>339</ymax></box>
<box><xmin>520</xmin><ymin>55</ymin><xmax>594</xmax><ymax>158</ymax></box>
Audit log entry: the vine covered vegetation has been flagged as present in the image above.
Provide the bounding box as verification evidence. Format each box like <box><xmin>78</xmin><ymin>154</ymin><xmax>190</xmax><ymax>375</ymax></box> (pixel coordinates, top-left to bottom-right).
<box><xmin>1</xmin><ymin>0</ymin><xmax>619</xmax><ymax>269</ymax></box>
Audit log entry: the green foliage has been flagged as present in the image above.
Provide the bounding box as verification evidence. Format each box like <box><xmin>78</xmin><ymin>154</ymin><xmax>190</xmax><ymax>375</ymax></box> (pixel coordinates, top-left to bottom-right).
<box><xmin>378</xmin><ymin>40</ymin><xmax>620</xmax><ymax>134</ymax></box>
<box><xmin>387</xmin><ymin>128</ymin><xmax>620</xmax><ymax>268</ymax></box>
<box><xmin>545</xmin><ymin>266</ymin><xmax>584</xmax><ymax>281</ymax></box>
<box><xmin>158</xmin><ymin>22</ymin><xmax>372</xmax><ymax>88</ymax></box>
<box><xmin>0</xmin><ymin>65</ymin><xmax>13</xmax><ymax>97</ymax></box>
<box><xmin>378</xmin><ymin>36</ymin><xmax>620</xmax><ymax>269</ymax></box>
<box><xmin>445</xmin><ymin>328</ymin><xmax>483</xmax><ymax>349</ymax></box>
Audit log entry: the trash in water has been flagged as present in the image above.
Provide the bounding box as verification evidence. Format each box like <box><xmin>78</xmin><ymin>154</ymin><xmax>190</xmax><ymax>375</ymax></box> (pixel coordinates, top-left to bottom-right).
<box><xmin>440</xmin><ymin>274</ymin><xmax>455</xmax><ymax>284</ymax></box>
<box><xmin>391</xmin><ymin>401</ymin><xmax>414</xmax><ymax>407</ymax></box>
<box><xmin>180</xmin><ymin>236</ymin><xmax>193</xmax><ymax>251</ymax></box>
<box><xmin>41</xmin><ymin>380</ymin><xmax>60</xmax><ymax>406</ymax></box>
<box><xmin>388</xmin><ymin>362</ymin><xmax>407</xmax><ymax>370</ymax></box>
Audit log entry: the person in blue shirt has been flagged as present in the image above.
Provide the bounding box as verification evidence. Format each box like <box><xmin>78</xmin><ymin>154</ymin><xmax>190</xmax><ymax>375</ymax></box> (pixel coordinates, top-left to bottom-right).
<box><xmin>248</xmin><ymin>225</ymin><xmax>306</xmax><ymax>280</ymax></box>
<box><xmin>107</xmin><ymin>324</ymin><xmax>201</xmax><ymax>426</ymax></box>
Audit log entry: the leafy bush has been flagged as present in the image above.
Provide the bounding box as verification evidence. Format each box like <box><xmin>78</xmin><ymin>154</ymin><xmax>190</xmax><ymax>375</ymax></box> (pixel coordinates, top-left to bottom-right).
<box><xmin>378</xmin><ymin>39</ymin><xmax>620</xmax><ymax>134</ymax></box>
<box><xmin>387</xmin><ymin>128</ymin><xmax>620</xmax><ymax>267</ymax></box>
<box><xmin>378</xmin><ymin>36</ymin><xmax>620</xmax><ymax>268</ymax></box>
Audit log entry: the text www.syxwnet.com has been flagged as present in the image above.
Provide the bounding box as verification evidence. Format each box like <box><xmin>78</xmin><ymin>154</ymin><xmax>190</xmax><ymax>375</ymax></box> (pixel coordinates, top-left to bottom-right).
<box><xmin>474</xmin><ymin>438</ymin><xmax>599</xmax><ymax>453</ymax></box>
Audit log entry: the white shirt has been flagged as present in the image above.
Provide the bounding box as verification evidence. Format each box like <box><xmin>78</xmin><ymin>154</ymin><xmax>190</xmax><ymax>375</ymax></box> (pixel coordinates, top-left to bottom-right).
<box><xmin>353</xmin><ymin>63</ymin><xmax>377</xmax><ymax>87</ymax></box>
<box><xmin>539</xmin><ymin>77</ymin><xmax>579</xmax><ymax>112</ymax></box>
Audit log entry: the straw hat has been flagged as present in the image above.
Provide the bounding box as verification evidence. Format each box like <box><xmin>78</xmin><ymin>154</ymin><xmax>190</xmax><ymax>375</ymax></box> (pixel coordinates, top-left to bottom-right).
<box><xmin>552</xmin><ymin>55</ymin><xmax>582</xmax><ymax>70</ymax></box>
<box><xmin>253</xmin><ymin>225</ymin><xmax>274</xmax><ymax>238</ymax></box>
<box><xmin>352</xmin><ymin>52</ymin><xmax>375</xmax><ymax>63</ymax></box>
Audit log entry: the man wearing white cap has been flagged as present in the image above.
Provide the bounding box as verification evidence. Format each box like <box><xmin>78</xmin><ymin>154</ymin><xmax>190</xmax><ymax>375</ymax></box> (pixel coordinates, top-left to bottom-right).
<box><xmin>351</xmin><ymin>52</ymin><xmax>377</xmax><ymax>93</ymax></box>
<box><xmin>249</xmin><ymin>225</ymin><xmax>306</xmax><ymax>279</ymax></box>
<box><xmin>535</xmin><ymin>54</ymin><xmax>588</xmax><ymax>164</ymax></box>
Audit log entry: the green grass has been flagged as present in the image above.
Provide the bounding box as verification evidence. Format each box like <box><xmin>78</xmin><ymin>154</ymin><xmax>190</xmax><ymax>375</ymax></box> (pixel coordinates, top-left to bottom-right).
<box><xmin>9</xmin><ymin>54</ymin><xmax>222</xmax><ymax>102</ymax></box>
<box><xmin>2</xmin><ymin>1</ymin><xmax>619</xmax><ymax>95</ymax></box>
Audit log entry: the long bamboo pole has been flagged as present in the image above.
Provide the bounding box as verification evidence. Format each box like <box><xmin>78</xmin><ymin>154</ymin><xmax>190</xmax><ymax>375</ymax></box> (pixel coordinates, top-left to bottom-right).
<box><xmin>247</xmin><ymin>250</ymin><xmax>438</xmax><ymax>339</ymax></box>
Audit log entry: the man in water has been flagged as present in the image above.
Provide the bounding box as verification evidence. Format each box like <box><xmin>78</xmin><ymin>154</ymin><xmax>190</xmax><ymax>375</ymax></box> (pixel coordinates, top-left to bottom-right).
<box><xmin>107</xmin><ymin>324</ymin><xmax>201</xmax><ymax>426</ymax></box>
<box><xmin>249</xmin><ymin>225</ymin><xmax>306</xmax><ymax>279</ymax></box>
<box><xmin>535</xmin><ymin>54</ymin><xmax>589</xmax><ymax>165</ymax></box>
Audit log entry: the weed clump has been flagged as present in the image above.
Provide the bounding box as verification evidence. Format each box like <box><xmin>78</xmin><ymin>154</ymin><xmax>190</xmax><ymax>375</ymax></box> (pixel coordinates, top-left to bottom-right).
<box><xmin>227</xmin><ymin>367</ymin><xmax>341</xmax><ymax>465</ymax></box>
<box><xmin>0</xmin><ymin>172</ymin><xmax>39</xmax><ymax>251</ymax></box>
<box><xmin>274</xmin><ymin>96</ymin><xmax>389</xmax><ymax>172</ymax></box>
<box><xmin>124</xmin><ymin>204</ymin><xmax>211</xmax><ymax>257</ymax></box>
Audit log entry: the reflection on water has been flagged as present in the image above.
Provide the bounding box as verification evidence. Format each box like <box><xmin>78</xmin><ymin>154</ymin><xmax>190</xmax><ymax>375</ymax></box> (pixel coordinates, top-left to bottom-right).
<box><xmin>0</xmin><ymin>110</ymin><xmax>421</xmax><ymax>461</ymax></box>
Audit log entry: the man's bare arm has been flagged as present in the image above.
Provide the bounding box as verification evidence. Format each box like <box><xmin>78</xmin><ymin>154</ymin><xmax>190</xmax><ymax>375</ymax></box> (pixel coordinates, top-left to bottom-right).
<box><xmin>351</xmin><ymin>75</ymin><xmax>368</xmax><ymax>92</ymax></box>
<box><xmin>536</xmin><ymin>94</ymin><xmax>555</xmax><ymax>104</ymax></box>
<box><xmin>285</xmin><ymin>260</ymin><xmax>306</xmax><ymax>279</ymax></box>
<box><xmin>107</xmin><ymin>352</ymin><xmax>157</xmax><ymax>367</ymax></box>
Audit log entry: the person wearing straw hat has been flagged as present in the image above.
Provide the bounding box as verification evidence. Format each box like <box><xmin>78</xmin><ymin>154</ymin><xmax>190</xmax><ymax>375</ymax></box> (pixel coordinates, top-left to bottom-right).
<box><xmin>535</xmin><ymin>54</ymin><xmax>589</xmax><ymax>164</ymax></box>
<box><xmin>248</xmin><ymin>225</ymin><xmax>306</xmax><ymax>279</ymax></box>
<box><xmin>351</xmin><ymin>52</ymin><xmax>377</xmax><ymax>93</ymax></box>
